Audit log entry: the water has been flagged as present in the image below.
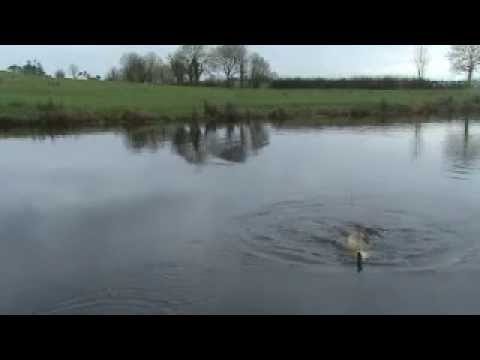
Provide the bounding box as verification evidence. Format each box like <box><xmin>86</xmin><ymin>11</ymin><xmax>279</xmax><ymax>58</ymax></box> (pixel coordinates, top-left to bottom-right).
<box><xmin>1</xmin><ymin>119</ymin><xmax>480</xmax><ymax>314</ymax></box>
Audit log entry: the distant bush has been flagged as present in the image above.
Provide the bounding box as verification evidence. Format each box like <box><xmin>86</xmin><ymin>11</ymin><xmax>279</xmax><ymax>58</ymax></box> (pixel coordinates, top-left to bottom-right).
<box><xmin>8</xmin><ymin>60</ymin><xmax>46</xmax><ymax>76</ymax></box>
<box><xmin>55</xmin><ymin>69</ymin><xmax>66</xmax><ymax>79</ymax></box>
<box><xmin>191</xmin><ymin>108</ymin><xmax>200</xmax><ymax>122</ymax></box>
<box><xmin>271</xmin><ymin>77</ymin><xmax>468</xmax><ymax>90</ymax></box>
<box><xmin>268</xmin><ymin>107</ymin><xmax>289</xmax><ymax>121</ymax></box>
<box><xmin>120</xmin><ymin>110</ymin><xmax>156</xmax><ymax>125</ymax></box>
<box><xmin>435</xmin><ymin>96</ymin><xmax>456</xmax><ymax>113</ymax></box>
<box><xmin>203</xmin><ymin>100</ymin><xmax>220</xmax><ymax>118</ymax></box>
<box><xmin>224</xmin><ymin>102</ymin><xmax>241</xmax><ymax>122</ymax></box>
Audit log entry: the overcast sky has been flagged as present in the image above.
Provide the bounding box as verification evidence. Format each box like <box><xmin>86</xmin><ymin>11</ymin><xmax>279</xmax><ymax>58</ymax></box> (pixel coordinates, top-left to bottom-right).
<box><xmin>0</xmin><ymin>45</ymin><xmax>463</xmax><ymax>80</ymax></box>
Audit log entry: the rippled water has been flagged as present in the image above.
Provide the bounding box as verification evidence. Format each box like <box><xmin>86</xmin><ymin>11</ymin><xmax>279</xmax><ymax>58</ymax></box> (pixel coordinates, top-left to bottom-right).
<box><xmin>1</xmin><ymin>119</ymin><xmax>480</xmax><ymax>314</ymax></box>
<box><xmin>236</xmin><ymin>196</ymin><xmax>469</xmax><ymax>270</ymax></box>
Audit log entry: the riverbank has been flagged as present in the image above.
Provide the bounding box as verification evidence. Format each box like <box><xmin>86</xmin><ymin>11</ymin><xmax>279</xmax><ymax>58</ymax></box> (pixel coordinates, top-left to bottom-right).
<box><xmin>1</xmin><ymin>71</ymin><xmax>480</xmax><ymax>127</ymax></box>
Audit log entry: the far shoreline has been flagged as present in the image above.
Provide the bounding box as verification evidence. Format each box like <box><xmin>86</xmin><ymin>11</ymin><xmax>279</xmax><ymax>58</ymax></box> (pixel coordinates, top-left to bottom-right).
<box><xmin>1</xmin><ymin>100</ymin><xmax>480</xmax><ymax>130</ymax></box>
<box><xmin>2</xmin><ymin>72</ymin><xmax>480</xmax><ymax>129</ymax></box>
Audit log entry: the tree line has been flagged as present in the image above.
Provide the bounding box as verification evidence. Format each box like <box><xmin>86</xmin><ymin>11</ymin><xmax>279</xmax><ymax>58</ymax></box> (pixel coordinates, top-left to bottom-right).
<box><xmin>105</xmin><ymin>45</ymin><xmax>276</xmax><ymax>88</ymax></box>
<box><xmin>270</xmin><ymin>77</ymin><xmax>467</xmax><ymax>90</ymax></box>
<box><xmin>6</xmin><ymin>60</ymin><xmax>100</xmax><ymax>80</ymax></box>
<box><xmin>412</xmin><ymin>45</ymin><xmax>480</xmax><ymax>86</ymax></box>
<box><xmin>275</xmin><ymin>45</ymin><xmax>480</xmax><ymax>89</ymax></box>
<box><xmin>105</xmin><ymin>45</ymin><xmax>480</xmax><ymax>89</ymax></box>
<box><xmin>5</xmin><ymin>45</ymin><xmax>480</xmax><ymax>89</ymax></box>
<box><xmin>7</xmin><ymin>60</ymin><xmax>46</xmax><ymax>76</ymax></box>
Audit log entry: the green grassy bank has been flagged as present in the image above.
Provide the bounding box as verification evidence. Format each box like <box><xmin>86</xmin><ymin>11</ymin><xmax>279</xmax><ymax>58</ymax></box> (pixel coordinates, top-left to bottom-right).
<box><xmin>1</xmin><ymin>71</ymin><xmax>480</xmax><ymax>127</ymax></box>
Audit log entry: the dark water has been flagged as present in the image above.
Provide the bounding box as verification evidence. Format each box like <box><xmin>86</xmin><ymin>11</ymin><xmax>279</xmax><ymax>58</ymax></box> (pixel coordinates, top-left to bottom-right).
<box><xmin>1</xmin><ymin>119</ymin><xmax>480</xmax><ymax>314</ymax></box>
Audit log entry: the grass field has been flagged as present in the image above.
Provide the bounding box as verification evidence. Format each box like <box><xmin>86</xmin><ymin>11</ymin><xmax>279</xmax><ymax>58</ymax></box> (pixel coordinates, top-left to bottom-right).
<box><xmin>1</xmin><ymin>71</ymin><xmax>480</xmax><ymax>126</ymax></box>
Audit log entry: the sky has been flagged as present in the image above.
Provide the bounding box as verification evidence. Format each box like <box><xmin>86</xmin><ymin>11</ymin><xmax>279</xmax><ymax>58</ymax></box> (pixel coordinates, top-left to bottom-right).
<box><xmin>0</xmin><ymin>45</ymin><xmax>464</xmax><ymax>80</ymax></box>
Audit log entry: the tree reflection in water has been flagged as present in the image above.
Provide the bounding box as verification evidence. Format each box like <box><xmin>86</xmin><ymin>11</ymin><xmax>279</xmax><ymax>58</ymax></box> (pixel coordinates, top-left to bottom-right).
<box><xmin>172</xmin><ymin>121</ymin><xmax>269</xmax><ymax>165</ymax></box>
<box><xmin>444</xmin><ymin>118</ymin><xmax>480</xmax><ymax>179</ymax></box>
<box><xmin>123</xmin><ymin>121</ymin><xmax>270</xmax><ymax>165</ymax></box>
<box><xmin>123</xmin><ymin>126</ymin><xmax>169</xmax><ymax>153</ymax></box>
<box><xmin>411</xmin><ymin>121</ymin><xmax>423</xmax><ymax>161</ymax></box>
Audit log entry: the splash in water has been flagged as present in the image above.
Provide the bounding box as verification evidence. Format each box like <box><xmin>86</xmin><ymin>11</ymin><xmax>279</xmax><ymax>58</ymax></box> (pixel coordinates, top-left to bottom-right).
<box><xmin>235</xmin><ymin>196</ymin><xmax>466</xmax><ymax>271</ymax></box>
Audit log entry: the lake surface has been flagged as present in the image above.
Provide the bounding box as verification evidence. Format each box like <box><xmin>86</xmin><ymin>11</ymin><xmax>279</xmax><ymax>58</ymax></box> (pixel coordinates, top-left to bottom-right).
<box><xmin>1</xmin><ymin>119</ymin><xmax>480</xmax><ymax>314</ymax></box>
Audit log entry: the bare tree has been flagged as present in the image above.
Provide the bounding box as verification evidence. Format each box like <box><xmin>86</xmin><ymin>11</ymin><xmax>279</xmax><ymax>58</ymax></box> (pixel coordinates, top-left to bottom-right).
<box><xmin>69</xmin><ymin>64</ymin><xmax>79</xmax><ymax>79</ymax></box>
<box><xmin>168</xmin><ymin>50</ymin><xmax>188</xmax><ymax>85</ymax></box>
<box><xmin>144</xmin><ymin>52</ymin><xmax>164</xmax><ymax>84</ymax></box>
<box><xmin>55</xmin><ymin>69</ymin><xmax>65</xmax><ymax>79</ymax></box>
<box><xmin>239</xmin><ymin>46</ymin><xmax>248</xmax><ymax>88</ymax></box>
<box><xmin>447</xmin><ymin>45</ymin><xmax>480</xmax><ymax>85</ymax></box>
<box><xmin>108</xmin><ymin>52</ymin><xmax>172</xmax><ymax>84</ymax></box>
<box><xmin>178</xmin><ymin>45</ymin><xmax>211</xmax><ymax>84</ymax></box>
<box><xmin>158</xmin><ymin>63</ymin><xmax>175</xmax><ymax>84</ymax></box>
<box><xmin>212</xmin><ymin>45</ymin><xmax>247</xmax><ymax>87</ymax></box>
<box><xmin>120</xmin><ymin>52</ymin><xmax>147</xmax><ymax>82</ymax></box>
<box><xmin>105</xmin><ymin>67</ymin><xmax>121</xmax><ymax>81</ymax></box>
<box><xmin>249</xmin><ymin>52</ymin><xmax>272</xmax><ymax>88</ymax></box>
<box><xmin>413</xmin><ymin>45</ymin><xmax>429</xmax><ymax>80</ymax></box>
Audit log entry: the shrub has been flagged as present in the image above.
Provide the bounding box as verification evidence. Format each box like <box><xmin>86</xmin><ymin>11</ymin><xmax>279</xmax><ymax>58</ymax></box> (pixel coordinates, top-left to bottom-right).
<box><xmin>203</xmin><ymin>100</ymin><xmax>220</xmax><ymax>118</ymax></box>
<box><xmin>55</xmin><ymin>69</ymin><xmax>66</xmax><ymax>79</ymax></box>
<box><xmin>224</xmin><ymin>102</ymin><xmax>240</xmax><ymax>122</ymax></box>
<box><xmin>268</xmin><ymin>107</ymin><xmax>289</xmax><ymax>121</ymax></box>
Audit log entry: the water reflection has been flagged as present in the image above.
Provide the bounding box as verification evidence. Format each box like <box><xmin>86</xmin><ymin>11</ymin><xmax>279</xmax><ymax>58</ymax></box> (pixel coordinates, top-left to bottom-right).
<box><xmin>3</xmin><ymin>119</ymin><xmax>480</xmax><ymax>178</ymax></box>
<box><xmin>411</xmin><ymin>122</ymin><xmax>423</xmax><ymax>160</ymax></box>
<box><xmin>123</xmin><ymin>126</ymin><xmax>169</xmax><ymax>152</ymax></box>
<box><xmin>172</xmin><ymin>123</ymin><xmax>208</xmax><ymax>164</ymax></box>
<box><xmin>3</xmin><ymin>118</ymin><xmax>480</xmax><ymax>314</ymax></box>
<box><xmin>121</xmin><ymin>121</ymin><xmax>270</xmax><ymax>164</ymax></box>
<box><xmin>444</xmin><ymin>119</ymin><xmax>480</xmax><ymax>179</ymax></box>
